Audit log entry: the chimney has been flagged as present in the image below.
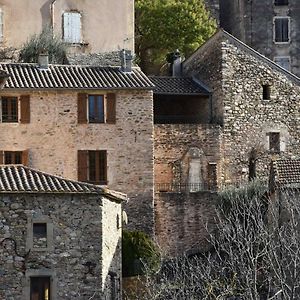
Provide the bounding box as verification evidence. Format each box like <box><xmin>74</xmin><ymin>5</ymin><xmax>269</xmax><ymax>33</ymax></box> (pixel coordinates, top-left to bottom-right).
<box><xmin>38</xmin><ymin>52</ymin><xmax>49</xmax><ymax>69</ymax></box>
<box><xmin>0</xmin><ymin>70</ymin><xmax>10</xmax><ymax>89</ymax></box>
<box><xmin>120</xmin><ymin>49</ymin><xmax>133</xmax><ymax>72</ymax></box>
<box><xmin>167</xmin><ymin>50</ymin><xmax>182</xmax><ymax>76</ymax></box>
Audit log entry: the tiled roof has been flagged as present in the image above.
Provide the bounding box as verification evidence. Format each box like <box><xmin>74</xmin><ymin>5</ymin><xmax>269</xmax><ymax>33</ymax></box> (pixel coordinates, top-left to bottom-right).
<box><xmin>0</xmin><ymin>63</ymin><xmax>154</xmax><ymax>90</ymax></box>
<box><xmin>0</xmin><ymin>165</ymin><xmax>126</xmax><ymax>202</ymax></box>
<box><xmin>149</xmin><ymin>76</ymin><xmax>210</xmax><ymax>95</ymax></box>
<box><xmin>273</xmin><ymin>159</ymin><xmax>300</xmax><ymax>185</ymax></box>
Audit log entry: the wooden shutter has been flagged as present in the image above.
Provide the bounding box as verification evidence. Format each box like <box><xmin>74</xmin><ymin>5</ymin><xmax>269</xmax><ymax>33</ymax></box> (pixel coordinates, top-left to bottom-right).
<box><xmin>63</xmin><ymin>12</ymin><xmax>81</xmax><ymax>43</ymax></box>
<box><xmin>20</xmin><ymin>95</ymin><xmax>30</xmax><ymax>123</ymax></box>
<box><xmin>22</xmin><ymin>149</ymin><xmax>29</xmax><ymax>166</ymax></box>
<box><xmin>99</xmin><ymin>150</ymin><xmax>108</xmax><ymax>184</ymax></box>
<box><xmin>0</xmin><ymin>150</ymin><xmax>3</xmax><ymax>164</ymax></box>
<box><xmin>78</xmin><ymin>150</ymin><xmax>88</xmax><ymax>182</ymax></box>
<box><xmin>78</xmin><ymin>93</ymin><xmax>87</xmax><ymax>124</ymax></box>
<box><xmin>106</xmin><ymin>93</ymin><xmax>116</xmax><ymax>124</ymax></box>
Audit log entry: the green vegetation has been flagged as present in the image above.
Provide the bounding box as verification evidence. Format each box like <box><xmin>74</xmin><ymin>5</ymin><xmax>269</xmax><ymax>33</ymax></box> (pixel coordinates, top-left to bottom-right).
<box><xmin>135</xmin><ymin>0</ymin><xmax>217</xmax><ymax>74</ymax></box>
<box><xmin>122</xmin><ymin>230</ymin><xmax>160</xmax><ymax>277</ymax></box>
<box><xmin>19</xmin><ymin>26</ymin><xmax>67</xmax><ymax>64</ymax></box>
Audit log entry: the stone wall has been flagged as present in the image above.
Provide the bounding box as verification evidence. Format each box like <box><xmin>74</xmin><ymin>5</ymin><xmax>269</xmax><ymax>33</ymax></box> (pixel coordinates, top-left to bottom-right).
<box><xmin>219</xmin><ymin>0</ymin><xmax>300</xmax><ymax>77</ymax></box>
<box><xmin>0</xmin><ymin>89</ymin><xmax>154</xmax><ymax>234</ymax></box>
<box><xmin>0</xmin><ymin>193</ymin><xmax>122</xmax><ymax>299</ymax></box>
<box><xmin>155</xmin><ymin>191</ymin><xmax>218</xmax><ymax>257</ymax></box>
<box><xmin>154</xmin><ymin>124</ymin><xmax>222</xmax><ymax>190</ymax></box>
<box><xmin>220</xmin><ymin>37</ymin><xmax>300</xmax><ymax>184</ymax></box>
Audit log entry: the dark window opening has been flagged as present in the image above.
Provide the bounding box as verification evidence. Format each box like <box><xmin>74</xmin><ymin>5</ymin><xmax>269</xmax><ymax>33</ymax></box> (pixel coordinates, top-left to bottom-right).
<box><xmin>262</xmin><ymin>85</ymin><xmax>271</xmax><ymax>100</ymax></box>
<box><xmin>269</xmin><ymin>132</ymin><xmax>280</xmax><ymax>153</ymax></box>
<box><xmin>88</xmin><ymin>150</ymin><xmax>107</xmax><ymax>184</ymax></box>
<box><xmin>2</xmin><ymin>97</ymin><xmax>18</xmax><ymax>122</ymax></box>
<box><xmin>274</xmin><ymin>0</ymin><xmax>288</xmax><ymax>5</ymax></box>
<box><xmin>4</xmin><ymin>151</ymin><xmax>22</xmax><ymax>164</ymax></box>
<box><xmin>154</xmin><ymin>94</ymin><xmax>211</xmax><ymax>124</ymax></box>
<box><xmin>88</xmin><ymin>95</ymin><xmax>104</xmax><ymax>123</ymax></box>
<box><xmin>274</xmin><ymin>18</ymin><xmax>289</xmax><ymax>43</ymax></box>
<box><xmin>207</xmin><ymin>163</ymin><xmax>217</xmax><ymax>191</ymax></box>
<box><xmin>30</xmin><ymin>276</ymin><xmax>51</xmax><ymax>300</ymax></box>
<box><xmin>33</xmin><ymin>223</ymin><xmax>47</xmax><ymax>248</ymax></box>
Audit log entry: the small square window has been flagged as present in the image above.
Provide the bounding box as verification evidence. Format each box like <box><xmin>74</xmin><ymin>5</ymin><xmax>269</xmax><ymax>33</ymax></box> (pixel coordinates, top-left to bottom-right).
<box><xmin>2</xmin><ymin>97</ymin><xmax>18</xmax><ymax>122</ymax></box>
<box><xmin>263</xmin><ymin>85</ymin><xmax>271</xmax><ymax>100</ymax></box>
<box><xmin>33</xmin><ymin>223</ymin><xmax>47</xmax><ymax>249</ymax></box>
<box><xmin>269</xmin><ymin>132</ymin><xmax>280</xmax><ymax>153</ymax></box>
<box><xmin>30</xmin><ymin>276</ymin><xmax>51</xmax><ymax>300</ymax></box>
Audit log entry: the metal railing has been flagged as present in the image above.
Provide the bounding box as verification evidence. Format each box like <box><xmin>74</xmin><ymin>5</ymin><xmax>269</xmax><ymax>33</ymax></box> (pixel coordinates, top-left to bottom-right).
<box><xmin>155</xmin><ymin>183</ymin><xmax>217</xmax><ymax>193</ymax></box>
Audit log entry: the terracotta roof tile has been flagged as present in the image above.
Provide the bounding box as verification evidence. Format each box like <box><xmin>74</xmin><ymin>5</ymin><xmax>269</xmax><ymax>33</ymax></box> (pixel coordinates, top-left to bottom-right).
<box><xmin>149</xmin><ymin>76</ymin><xmax>210</xmax><ymax>95</ymax></box>
<box><xmin>0</xmin><ymin>165</ymin><xmax>126</xmax><ymax>201</ymax></box>
<box><xmin>273</xmin><ymin>159</ymin><xmax>300</xmax><ymax>185</ymax></box>
<box><xmin>0</xmin><ymin>63</ymin><xmax>154</xmax><ymax>90</ymax></box>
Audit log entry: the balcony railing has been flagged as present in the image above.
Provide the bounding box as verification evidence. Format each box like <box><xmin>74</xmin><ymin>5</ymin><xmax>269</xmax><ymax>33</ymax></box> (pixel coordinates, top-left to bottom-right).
<box><xmin>155</xmin><ymin>183</ymin><xmax>217</xmax><ymax>193</ymax></box>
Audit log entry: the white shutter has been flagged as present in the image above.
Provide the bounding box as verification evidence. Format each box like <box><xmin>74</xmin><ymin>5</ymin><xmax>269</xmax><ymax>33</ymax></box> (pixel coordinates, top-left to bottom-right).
<box><xmin>0</xmin><ymin>8</ymin><xmax>3</xmax><ymax>42</ymax></box>
<box><xmin>63</xmin><ymin>12</ymin><xmax>81</xmax><ymax>43</ymax></box>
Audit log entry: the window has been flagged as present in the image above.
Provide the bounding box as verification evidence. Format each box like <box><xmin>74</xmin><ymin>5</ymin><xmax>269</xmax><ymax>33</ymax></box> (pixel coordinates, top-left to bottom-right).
<box><xmin>26</xmin><ymin>217</ymin><xmax>53</xmax><ymax>252</ymax></box>
<box><xmin>207</xmin><ymin>163</ymin><xmax>217</xmax><ymax>191</ymax></box>
<box><xmin>0</xmin><ymin>150</ymin><xmax>28</xmax><ymax>165</ymax></box>
<box><xmin>78</xmin><ymin>93</ymin><xmax>116</xmax><ymax>124</ymax></box>
<box><xmin>274</xmin><ymin>56</ymin><xmax>290</xmax><ymax>71</ymax></box>
<box><xmin>274</xmin><ymin>0</ymin><xmax>288</xmax><ymax>5</ymax></box>
<box><xmin>78</xmin><ymin>150</ymin><xmax>108</xmax><ymax>184</ymax></box>
<box><xmin>262</xmin><ymin>85</ymin><xmax>271</xmax><ymax>100</ymax></box>
<box><xmin>0</xmin><ymin>95</ymin><xmax>30</xmax><ymax>123</ymax></box>
<box><xmin>88</xmin><ymin>95</ymin><xmax>104</xmax><ymax>123</ymax></box>
<box><xmin>63</xmin><ymin>12</ymin><xmax>81</xmax><ymax>43</ymax></box>
<box><xmin>269</xmin><ymin>132</ymin><xmax>280</xmax><ymax>152</ymax></box>
<box><xmin>30</xmin><ymin>276</ymin><xmax>51</xmax><ymax>300</ymax></box>
<box><xmin>274</xmin><ymin>17</ymin><xmax>290</xmax><ymax>43</ymax></box>
<box><xmin>2</xmin><ymin>97</ymin><xmax>18</xmax><ymax>122</ymax></box>
<box><xmin>33</xmin><ymin>223</ymin><xmax>47</xmax><ymax>249</ymax></box>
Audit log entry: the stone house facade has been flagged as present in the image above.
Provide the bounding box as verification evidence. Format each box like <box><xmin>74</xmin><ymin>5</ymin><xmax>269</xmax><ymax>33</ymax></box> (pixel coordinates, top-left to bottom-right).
<box><xmin>0</xmin><ymin>165</ymin><xmax>126</xmax><ymax>300</ymax></box>
<box><xmin>152</xmin><ymin>29</ymin><xmax>300</xmax><ymax>256</ymax></box>
<box><xmin>219</xmin><ymin>0</ymin><xmax>300</xmax><ymax>76</ymax></box>
<box><xmin>0</xmin><ymin>0</ymin><xmax>134</xmax><ymax>54</ymax></box>
<box><xmin>0</xmin><ymin>60</ymin><xmax>155</xmax><ymax>235</ymax></box>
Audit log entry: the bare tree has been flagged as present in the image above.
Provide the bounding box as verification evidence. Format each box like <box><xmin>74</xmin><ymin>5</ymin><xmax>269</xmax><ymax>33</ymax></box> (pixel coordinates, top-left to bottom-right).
<box><xmin>126</xmin><ymin>181</ymin><xmax>300</xmax><ymax>300</ymax></box>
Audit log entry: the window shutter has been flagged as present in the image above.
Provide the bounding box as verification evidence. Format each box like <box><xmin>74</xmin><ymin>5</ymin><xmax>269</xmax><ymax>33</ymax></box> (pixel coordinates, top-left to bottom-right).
<box><xmin>0</xmin><ymin>8</ymin><xmax>3</xmax><ymax>42</ymax></box>
<box><xmin>20</xmin><ymin>95</ymin><xmax>30</xmax><ymax>123</ymax></box>
<box><xmin>106</xmin><ymin>93</ymin><xmax>116</xmax><ymax>124</ymax></box>
<box><xmin>0</xmin><ymin>150</ymin><xmax>3</xmax><ymax>164</ymax></box>
<box><xmin>78</xmin><ymin>150</ymin><xmax>88</xmax><ymax>182</ymax></box>
<box><xmin>78</xmin><ymin>93</ymin><xmax>87</xmax><ymax>124</ymax></box>
<box><xmin>63</xmin><ymin>12</ymin><xmax>81</xmax><ymax>43</ymax></box>
<box><xmin>22</xmin><ymin>149</ymin><xmax>29</xmax><ymax>166</ymax></box>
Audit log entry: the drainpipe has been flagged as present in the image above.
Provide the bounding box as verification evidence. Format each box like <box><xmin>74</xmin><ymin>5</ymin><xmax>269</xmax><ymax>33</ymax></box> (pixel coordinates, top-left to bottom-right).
<box><xmin>50</xmin><ymin>0</ymin><xmax>57</xmax><ymax>30</ymax></box>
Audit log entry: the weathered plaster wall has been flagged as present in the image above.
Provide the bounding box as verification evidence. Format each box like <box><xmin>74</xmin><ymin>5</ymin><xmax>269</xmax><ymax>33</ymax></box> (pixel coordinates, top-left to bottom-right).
<box><xmin>0</xmin><ymin>0</ymin><xmax>134</xmax><ymax>53</ymax></box>
<box><xmin>0</xmin><ymin>193</ymin><xmax>122</xmax><ymax>299</ymax></box>
<box><xmin>155</xmin><ymin>191</ymin><xmax>218</xmax><ymax>257</ymax></box>
<box><xmin>0</xmin><ymin>89</ymin><xmax>154</xmax><ymax>234</ymax></box>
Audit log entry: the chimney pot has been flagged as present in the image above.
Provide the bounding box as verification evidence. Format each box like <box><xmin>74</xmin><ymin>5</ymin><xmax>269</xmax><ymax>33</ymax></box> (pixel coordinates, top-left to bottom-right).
<box><xmin>120</xmin><ymin>49</ymin><xmax>133</xmax><ymax>72</ymax></box>
<box><xmin>38</xmin><ymin>52</ymin><xmax>49</xmax><ymax>69</ymax></box>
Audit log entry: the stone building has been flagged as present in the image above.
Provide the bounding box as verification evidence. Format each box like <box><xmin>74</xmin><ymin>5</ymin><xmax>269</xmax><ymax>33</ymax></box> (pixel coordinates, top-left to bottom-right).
<box><xmin>219</xmin><ymin>0</ymin><xmax>300</xmax><ymax>76</ymax></box>
<box><xmin>0</xmin><ymin>165</ymin><xmax>126</xmax><ymax>300</ymax></box>
<box><xmin>0</xmin><ymin>58</ymin><xmax>154</xmax><ymax>235</ymax></box>
<box><xmin>152</xmin><ymin>29</ymin><xmax>300</xmax><ymax>256</ymax></box>
<box><xmin>0</xmin><ymin>0</ymin><xmax>134</xmax><ymax>54</ymax></box>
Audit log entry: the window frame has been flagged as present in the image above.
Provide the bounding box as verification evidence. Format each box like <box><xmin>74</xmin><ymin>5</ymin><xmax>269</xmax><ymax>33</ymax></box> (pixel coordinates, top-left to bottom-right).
<box><xmin>273</xmin><ymin>17</ymin><xmax>290</xmax><ymax>44</ymax></box>
<box><xmin>26</xmin><ymin>216</ymin><xmax>54</xmax><ymax>252</ymax></box>
<box><xmin>268</xmin><ymin>132</ymin><xmax>281</xmax><ymax>153</ymax></box>
<box><xmin>1</xmin><ymin>96</ymin><xmax>18</xmax><ymax>123</ymax></box>
<box><xmin>262</xmin><ymin>84</ymin><xmax>271</xmax><ymax>101</ymax></box>
<box><xmin>88</xmin><ymin>94</ymin><xmax>105</xmax><ymax>124</ymax></box>
<box><xmin>30</xmin><ymin>276</ymin><xmax>51</xmax><ymax>300</ymax></box>
<box><xmin>274</xmin><ymin>56</ymin><xmax>291</xmax><ymax>71</ymax></box>
<box><xmin>63</xmin><ymin>11</ymin><xmax>82</xmax><ymax>44</ymax></box>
